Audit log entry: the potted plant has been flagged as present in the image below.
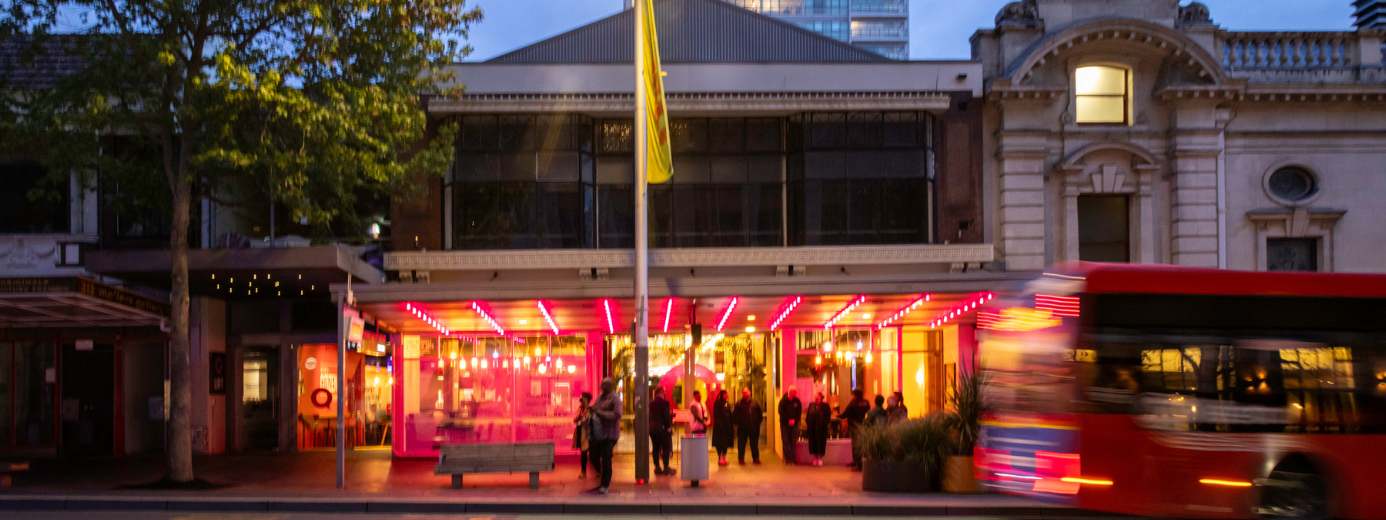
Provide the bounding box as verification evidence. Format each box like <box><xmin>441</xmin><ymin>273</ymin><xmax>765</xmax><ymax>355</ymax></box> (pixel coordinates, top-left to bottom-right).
<box><xmin>943</xmin><ymin>370</ymin><xmax>988</xmax><ymax>493</ymax></box>
<box><xmin>859</xmin><ymin>414</ymin><xmax>950</xmax><ymax>493</ymax></box>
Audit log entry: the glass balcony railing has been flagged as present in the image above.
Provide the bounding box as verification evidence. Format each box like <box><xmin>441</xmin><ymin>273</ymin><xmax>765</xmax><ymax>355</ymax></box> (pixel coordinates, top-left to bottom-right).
<box><xmin>850</xmin><ymin>1</ymin><xmax>907</xmax><ymax>15</ymax></box>
<box><xmin>851</xmin><ymin>27</ymin><xmax>908</xmax><ymax>40</ymax></box>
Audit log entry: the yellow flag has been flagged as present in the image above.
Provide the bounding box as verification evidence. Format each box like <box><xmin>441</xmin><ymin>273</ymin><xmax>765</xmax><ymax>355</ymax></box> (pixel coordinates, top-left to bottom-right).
<box><xmin>639</xmin><ymin>0</ymin><xmax>673</xmax><ymax>184</ymax></box>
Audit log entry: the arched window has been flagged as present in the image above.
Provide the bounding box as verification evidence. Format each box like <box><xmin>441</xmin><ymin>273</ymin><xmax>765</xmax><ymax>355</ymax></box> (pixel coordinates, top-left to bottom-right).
<box><xmin>1075</xmin><ymin>66</ymin><xmax>1130</xmax><ymax>125</ymax></box>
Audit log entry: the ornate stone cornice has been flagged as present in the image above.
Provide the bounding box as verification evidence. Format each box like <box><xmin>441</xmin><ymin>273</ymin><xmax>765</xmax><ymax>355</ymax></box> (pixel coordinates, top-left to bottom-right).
<box><xmin>385</xmin><ymin>244</ymin><xmax>996</xmax><ymax>272</ymax></box>
<box><xmin>428</xmin><ymin>91</ymin><xmax>954</xmax><ymax>114</ymax></box>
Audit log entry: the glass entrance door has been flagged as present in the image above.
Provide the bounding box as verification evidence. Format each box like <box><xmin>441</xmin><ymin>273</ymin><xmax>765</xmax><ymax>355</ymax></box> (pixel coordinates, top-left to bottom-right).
<box><xmin>242</xmin><ymin>347</ymin><xmax>279</xmax><ymax>450</ymax></box>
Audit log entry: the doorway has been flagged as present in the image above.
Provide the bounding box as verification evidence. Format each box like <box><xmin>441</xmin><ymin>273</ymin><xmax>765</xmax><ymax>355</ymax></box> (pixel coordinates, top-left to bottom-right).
<box><xmin>241</xmin><ymin>347</ymin><xmax>279</xmax><ymax>451</ymax></box>
<box><xmin>60</xmin><ymin>343</ymin><xmax>115</xmax><ymax>457</ymax></box>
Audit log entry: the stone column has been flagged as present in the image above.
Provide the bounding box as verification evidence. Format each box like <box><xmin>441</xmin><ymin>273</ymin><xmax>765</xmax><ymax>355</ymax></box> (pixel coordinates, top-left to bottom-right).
<box><xmin>997</xmin><ymin>137</ymin><xmax>1050</xmax><ymax>271</ymax></box>
<box><xmin>1169</xmin><ymin>104</ymin><xmax>1224</xmax><ymax>268</ymax></box>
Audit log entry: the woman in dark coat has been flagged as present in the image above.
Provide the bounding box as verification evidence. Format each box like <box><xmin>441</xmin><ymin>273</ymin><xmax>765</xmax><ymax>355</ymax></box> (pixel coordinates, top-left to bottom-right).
<box><xmin>804</xmin><ymin>391</ymin><xmax>832</xmax><ymax>466</ymax></box>
<box><xmin>711</xmin><ymin>389</ymin><xmax>735</xmax><ymax>466</ymax></box>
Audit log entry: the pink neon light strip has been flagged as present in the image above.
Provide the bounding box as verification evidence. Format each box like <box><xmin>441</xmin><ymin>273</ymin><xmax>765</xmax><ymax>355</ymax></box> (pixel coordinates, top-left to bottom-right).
<box><xmin>927</xmin><ymin>292</ymin><xmax>995</xmax><ymax>329</ymax></box>
<box><xmin>875</xmin><ymin>294</ymin><xmax>932</xmax><ymax>330</ymax></box>
<box><xmin>404</xmin><ymin>302</ymin><xmax>450</xmax><ymax>335</ymax></box>
<box><xmin>537</xmin><ymin>300</ymin><xmax>561</xmax><ymax>335</ymax></box>
<box><xmin>715</xmin><ymin>297</ymin><xmax>739</xmax><ymax>331</ymax></box>
<box><xmin>662</xmin><ymin>298</ymin><xmax>675</xmax><ymax>333</ymax></box>
<box><xmin>823</xmin><ymin>295</ymin><xmax>867</xmax><ymax>330</ymax></box>
<box><xmin>603</xmin><ymin>299</ymin><xmax>617</xmax><ymax>334</ymax></box>
<box><xmin>469</xmin><ymin>301</ymin><xmax>506</xmax><ymax>336</ymax></box>
<box><xmin>769</xmin><ymin>296</ymin><xmax>802</xmax><ymax>331</ymax></box>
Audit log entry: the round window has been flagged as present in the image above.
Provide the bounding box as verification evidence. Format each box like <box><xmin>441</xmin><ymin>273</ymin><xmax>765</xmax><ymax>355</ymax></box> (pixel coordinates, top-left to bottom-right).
<box><xmin>1267</xmin><ymin>167</ymin><xmax>1317</xmax><ymax>202</ymax></box>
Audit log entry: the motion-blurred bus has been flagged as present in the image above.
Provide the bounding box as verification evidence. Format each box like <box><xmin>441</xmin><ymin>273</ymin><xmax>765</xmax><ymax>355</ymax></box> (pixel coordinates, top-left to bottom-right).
<box><xmin>975</xmin><ymin>264</ymin><xmax>1386</xmax><ymax>520</ymax></box>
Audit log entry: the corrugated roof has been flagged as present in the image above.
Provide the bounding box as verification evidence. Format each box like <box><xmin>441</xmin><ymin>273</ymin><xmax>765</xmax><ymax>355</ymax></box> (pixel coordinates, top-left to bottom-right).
<box><xmin>0</xmin><ymin>35</ymin><xmax>88</xmax><ymax>90</ymax></box>
<box><xmin>488</xmin><ymin>0</ymin><xmax>891</xmax><ymax>64</ymax></box>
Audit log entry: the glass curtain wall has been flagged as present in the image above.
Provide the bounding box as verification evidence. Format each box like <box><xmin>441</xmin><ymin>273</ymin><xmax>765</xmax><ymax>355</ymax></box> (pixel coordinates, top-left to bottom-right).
<box><xmin>788</xmin><ymin>112</ymin><xmax>934</xmax><ymax>245</ymax></box>
<box><xmin>453</xmin><ymin>111</ymin><xmax>935</xmax><ymax>250</ymax></box>
<box><xmin>450</xmin><ymin>114</ymin><xmax>596</xmax><ymax>249</ymax></box>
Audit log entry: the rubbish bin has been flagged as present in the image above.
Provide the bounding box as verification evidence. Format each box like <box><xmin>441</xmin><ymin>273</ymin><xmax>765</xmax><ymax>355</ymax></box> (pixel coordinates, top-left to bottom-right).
<box><xmin>680</xmin><ymin>435</ymin><xmax>710</xmax><ymax>487</ymax></box>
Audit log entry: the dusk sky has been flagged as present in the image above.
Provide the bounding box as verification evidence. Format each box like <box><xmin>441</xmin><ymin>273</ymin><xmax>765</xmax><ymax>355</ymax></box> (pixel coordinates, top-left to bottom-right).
<box><xmin>460</xmin><ymin>0</ymin><xmax>1360</xmax><ymax>61</ymax></box>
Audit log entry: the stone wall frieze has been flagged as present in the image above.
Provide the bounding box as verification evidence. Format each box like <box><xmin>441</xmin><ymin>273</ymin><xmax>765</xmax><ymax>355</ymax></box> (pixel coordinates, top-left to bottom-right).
<box><xmin>385</xmin><ymin>245</ymin><xmax>997</xmax><ymax>272</ymax></box>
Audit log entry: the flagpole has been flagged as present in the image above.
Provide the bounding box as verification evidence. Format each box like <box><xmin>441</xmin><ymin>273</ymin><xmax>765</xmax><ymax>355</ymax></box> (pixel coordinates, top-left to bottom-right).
<box><xmin>632</xmin><ymin>0</ymin><xmax>652</xmax><ymax>484</ymax></box>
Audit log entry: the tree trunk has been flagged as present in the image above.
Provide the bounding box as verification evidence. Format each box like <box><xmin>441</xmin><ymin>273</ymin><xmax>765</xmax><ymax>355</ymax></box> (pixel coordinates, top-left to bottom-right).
<box><xmin>166</xmin><ymin>176</ymin><xmax>194</xmax><ymax>482</ymax></box>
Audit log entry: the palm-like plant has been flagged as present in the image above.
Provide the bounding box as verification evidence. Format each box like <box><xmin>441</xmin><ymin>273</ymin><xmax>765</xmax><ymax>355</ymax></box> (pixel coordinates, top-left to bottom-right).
<box><xmin>946</xmin><ymin>370</ymin><xmax>988</xmax><ymax>456</ymax></box>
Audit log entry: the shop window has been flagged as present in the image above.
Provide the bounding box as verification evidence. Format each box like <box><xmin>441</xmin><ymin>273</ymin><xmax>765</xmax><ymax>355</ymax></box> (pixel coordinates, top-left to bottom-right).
<box><xmin>1075</xmin><ymin>66</ymin><xmax>1130</xmax><ymax>125</ymax></box>
<box><xmin>396</xmin><ymin>335</ymin><xmax>588</xmax><ymax>456</ymax></box>
<box><xmin>1268</xmin><ymin>238</ymin><xmax>1317</xmax><ymax>272</ymax></box>
<box><xmin>1078</xmin><ymin>195</ymin><xmax>1130</xmax><ymax>262</ymax></box>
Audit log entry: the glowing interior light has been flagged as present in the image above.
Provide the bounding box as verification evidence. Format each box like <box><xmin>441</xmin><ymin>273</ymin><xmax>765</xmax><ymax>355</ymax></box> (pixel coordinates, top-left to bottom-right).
<box><xmin>1061</xmin><ymin>477</ymin><xmax>1114</xmax><ymax>486</ymax></box>
<box><xmin>481</xmin><ymin>360</ymin><xmax>488</xmax><ymax>369</ymax></box>
<box><xmin>662</xmin><ymin>297</ymin><xmax>675</xmax><ymax>333</ymax></box>
<box><xmin>567</xmin><ymin>365</ymin><xmax>576</xmax><ymax>374</ymax></box>
<box><xmin>823</xmin><ymin>341</ymin><xmax>833</xmax><ymax>352</ymax></box>
<box><xmin>716</xmin><ymin>297</ymin><xmax>739</xmax><ymax>331</ymax></box>
<box><xmin>1199</xmin><ymin>479</ymin><xmax>1252</xmax><ymax>487</ymax></box>
<box><xmin>746</xmin><ymin>326</ymin><xmax>756</xmax><ymax>333</ymax></box>
<box><xmin>865</xmin><ymin>352</ymin><xmax>873</xmax><ymax>363</ymax></box>
<box><xmin>538</xmin><ymin>364</ymin><xmax>547</xmax><ymax>374</ymax></box>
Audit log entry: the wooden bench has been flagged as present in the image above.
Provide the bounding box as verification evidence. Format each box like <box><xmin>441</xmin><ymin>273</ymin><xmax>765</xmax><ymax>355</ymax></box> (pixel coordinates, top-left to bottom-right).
<box><xmin>1</xmin><ymin>461</ymin><xmax>29</xmax><ymax>488</ymax></box>
<box><xmin>435</xmin><ymin>441</ymin><xmax>554</xmax><ymax>489</ymax></box>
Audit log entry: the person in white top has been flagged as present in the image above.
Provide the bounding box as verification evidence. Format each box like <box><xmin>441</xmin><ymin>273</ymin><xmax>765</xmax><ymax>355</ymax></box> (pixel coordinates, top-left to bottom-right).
<box><xmin>688</xmin><ymin>390</ymin><xmax>708</xmax><ymax>435</ymax></box>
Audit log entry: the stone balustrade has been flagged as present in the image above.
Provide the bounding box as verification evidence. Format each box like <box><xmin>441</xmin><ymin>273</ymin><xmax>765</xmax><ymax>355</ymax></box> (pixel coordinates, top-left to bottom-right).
<box><xmin>1221</xmin><ymin>32</ymin><xmax>1359</xmax><ymax>69</ymax></box>
<box><xmin>1217</xmin><ymin>30</ymin><xmax>1385</xmax><ymax>83</ymax></box>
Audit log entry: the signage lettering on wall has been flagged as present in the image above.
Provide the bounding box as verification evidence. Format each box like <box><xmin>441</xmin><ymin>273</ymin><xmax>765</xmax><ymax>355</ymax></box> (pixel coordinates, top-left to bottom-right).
<box><xmin>209</xmin><ymin>352</ymin><xmax>227</xmax><ymax>395</ymax></box>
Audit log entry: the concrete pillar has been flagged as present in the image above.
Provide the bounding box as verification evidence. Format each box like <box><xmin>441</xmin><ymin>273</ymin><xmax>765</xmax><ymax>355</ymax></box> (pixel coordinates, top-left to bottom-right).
<box><xmin>997</xmin><ymin>147</ymin><xmax>1050</xmax><ymax>271</ymax></box>
<box><xmin>1169</xmin><ymin>103</ymin><xmax>1224</xmax><ymax>268</ymax></box>
<box><xmin>189</xmin><ymin>297</ymin><xmax>227</xmax><ymax>455</ymax></box>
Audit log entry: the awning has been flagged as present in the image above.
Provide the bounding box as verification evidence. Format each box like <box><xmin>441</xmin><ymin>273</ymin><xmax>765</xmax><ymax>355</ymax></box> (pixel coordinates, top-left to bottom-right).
<box><xmin>85</xmin><ymin>244</ymin><xmax>385</xmax><ymax>300</ymax></box>
<box><xmin>0</xmin><ymin>277</ymin><xmax>169</xmax><ymax>328</ymax></box>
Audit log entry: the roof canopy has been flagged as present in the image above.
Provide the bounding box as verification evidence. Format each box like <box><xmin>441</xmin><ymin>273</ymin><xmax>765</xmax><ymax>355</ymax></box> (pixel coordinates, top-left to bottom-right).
<box><xmin>488</xmin><ymin>0</ymin><xmax>890</xmax><ymax>64</ymax></box>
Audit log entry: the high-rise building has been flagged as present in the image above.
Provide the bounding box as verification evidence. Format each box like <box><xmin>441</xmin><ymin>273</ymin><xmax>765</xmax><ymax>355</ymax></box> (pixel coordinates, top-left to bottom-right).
<box><xmin>626</xmin><ymin>0</ymin><xmax>909</xmax><ymax>59</ymax></box>
<box><xmin>1356</xmin><ymin>0</ymin><xmax>1386</xmax><ymax>29</ymax></box>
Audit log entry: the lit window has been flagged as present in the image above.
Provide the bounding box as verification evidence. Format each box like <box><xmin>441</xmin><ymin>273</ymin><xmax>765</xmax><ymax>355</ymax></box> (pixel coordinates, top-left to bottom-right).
<box><xmin>1075</xmin><ymin>66</ymin><xmax>1129</xmax><ymax>125</ymax></box>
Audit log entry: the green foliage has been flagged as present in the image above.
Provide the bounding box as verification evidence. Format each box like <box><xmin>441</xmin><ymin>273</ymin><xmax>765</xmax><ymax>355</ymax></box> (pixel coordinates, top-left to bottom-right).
<box><xmin>1</xmin><ymin>0</ymin><xmax>481</xmax><ymax>240</ymax></box>
<box><xmin>859</xmin><ymin>414</ymin><xmax>951</xmax><ymax>467</ymax></box>
<box><xmin>945</xmin><ymin>370</ymin><xmax>989</xmax><ymax>455</ymax></box>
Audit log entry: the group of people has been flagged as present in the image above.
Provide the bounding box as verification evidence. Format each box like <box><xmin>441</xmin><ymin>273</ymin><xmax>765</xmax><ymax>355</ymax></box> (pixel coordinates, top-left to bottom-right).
<box><xmin>779</xmin><ymin>387</ymin><xmax>908</xmax><ymax>469</ymax></box>
<box><xmin>571</xmin><ymin>378</ymin><xmax>910</xmax><ymax>494</ymax></box>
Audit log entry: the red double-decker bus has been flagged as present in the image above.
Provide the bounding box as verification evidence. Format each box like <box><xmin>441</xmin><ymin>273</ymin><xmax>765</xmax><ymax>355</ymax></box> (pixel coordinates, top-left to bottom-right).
<box><xmin>975</xmin><ymin>264</ymin><xmax>1386</xmax><ymax>520</ymax></box>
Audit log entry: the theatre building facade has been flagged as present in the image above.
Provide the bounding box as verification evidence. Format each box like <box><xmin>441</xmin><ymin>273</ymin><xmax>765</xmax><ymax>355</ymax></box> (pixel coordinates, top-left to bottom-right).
<box><xmin>975</xmin><ymin>0</ymin><xmax>1386</xmax><ymax>272</ymax></box>
<box><xmin>346</xmin><ymin>0</ymin><xmax>1006</xmax><ymax>460</ymax></box>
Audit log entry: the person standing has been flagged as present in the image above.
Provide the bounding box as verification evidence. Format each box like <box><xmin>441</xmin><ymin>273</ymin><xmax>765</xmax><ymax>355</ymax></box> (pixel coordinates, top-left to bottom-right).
<box><xmin>588</xmin><ymin>377</ymin><xmax>622</xmax><ymax>494</ymax></box>
<box><xmin>866</xmin><ymin>395</ymin><xmax>888</xmax><ymax>428</ymax></box>
<box><xmin>573</xmin><ymin>392</ymin><xmax>593</xmax><ymax>479</ymax></box>
<box><xmin>649</xmin><ymin>386</ymin><xmax>674</xmax><ymax>475</ymax></box>
<box><xmin>886</xmin><ymin>392</ymin><xmax>908</xmax><ymax>425</ymax></box>
<box><xmin>777</xmin><ymin>387</ymin><xmax>803</xmax><ymax>465</ymax></box>
<box><xmin>733</xmin><ymin>387</ymin><xmax>764</xmax><ymax>464</ymax></box>
<box><xmin>711</xmin><ymin>389</ymin><xmax>734</xmax><ymax>465</ymax></box>
<box><xmin>837</xmin><ymin>388</ymin><xmax>871</xmax><ymax>471</ymax></box>
<box><xmin>805</xmin><ymin>392</ymin><xmax>832</xmax><ymax>466</ymax></box>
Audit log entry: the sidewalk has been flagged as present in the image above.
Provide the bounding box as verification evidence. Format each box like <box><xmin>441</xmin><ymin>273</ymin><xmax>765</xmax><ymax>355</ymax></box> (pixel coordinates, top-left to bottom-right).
<box><xmin>0</xmin><ymin>449</ymin><xmax>1078</xmax><ymax>516</ymax></box>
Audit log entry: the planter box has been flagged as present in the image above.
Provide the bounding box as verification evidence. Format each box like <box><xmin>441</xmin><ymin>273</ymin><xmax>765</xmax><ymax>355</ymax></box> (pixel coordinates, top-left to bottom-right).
<box><xmin>943</xmin><ymin>455</ymin><xmax>983</xmax><ymax>493</ymax></box>
<box><xmin>861</xmin><ymin>459</ymin><xmax>933</xmax><ymax>493</ymax></box>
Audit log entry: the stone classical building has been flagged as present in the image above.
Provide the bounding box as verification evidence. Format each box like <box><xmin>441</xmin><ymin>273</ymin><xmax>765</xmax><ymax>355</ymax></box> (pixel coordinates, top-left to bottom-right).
<box><xmin>975</xmin><ymin>0</ymin><xmax>1386</xmax><ymax>272</ymax></box>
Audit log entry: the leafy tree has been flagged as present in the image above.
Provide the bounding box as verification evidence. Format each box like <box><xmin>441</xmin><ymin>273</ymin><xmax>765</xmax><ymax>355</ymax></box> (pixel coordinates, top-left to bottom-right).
<box><xmin>2</xmin><ymin>0</ymin><xmax>479</xmax><ymax>482</ymax></box>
